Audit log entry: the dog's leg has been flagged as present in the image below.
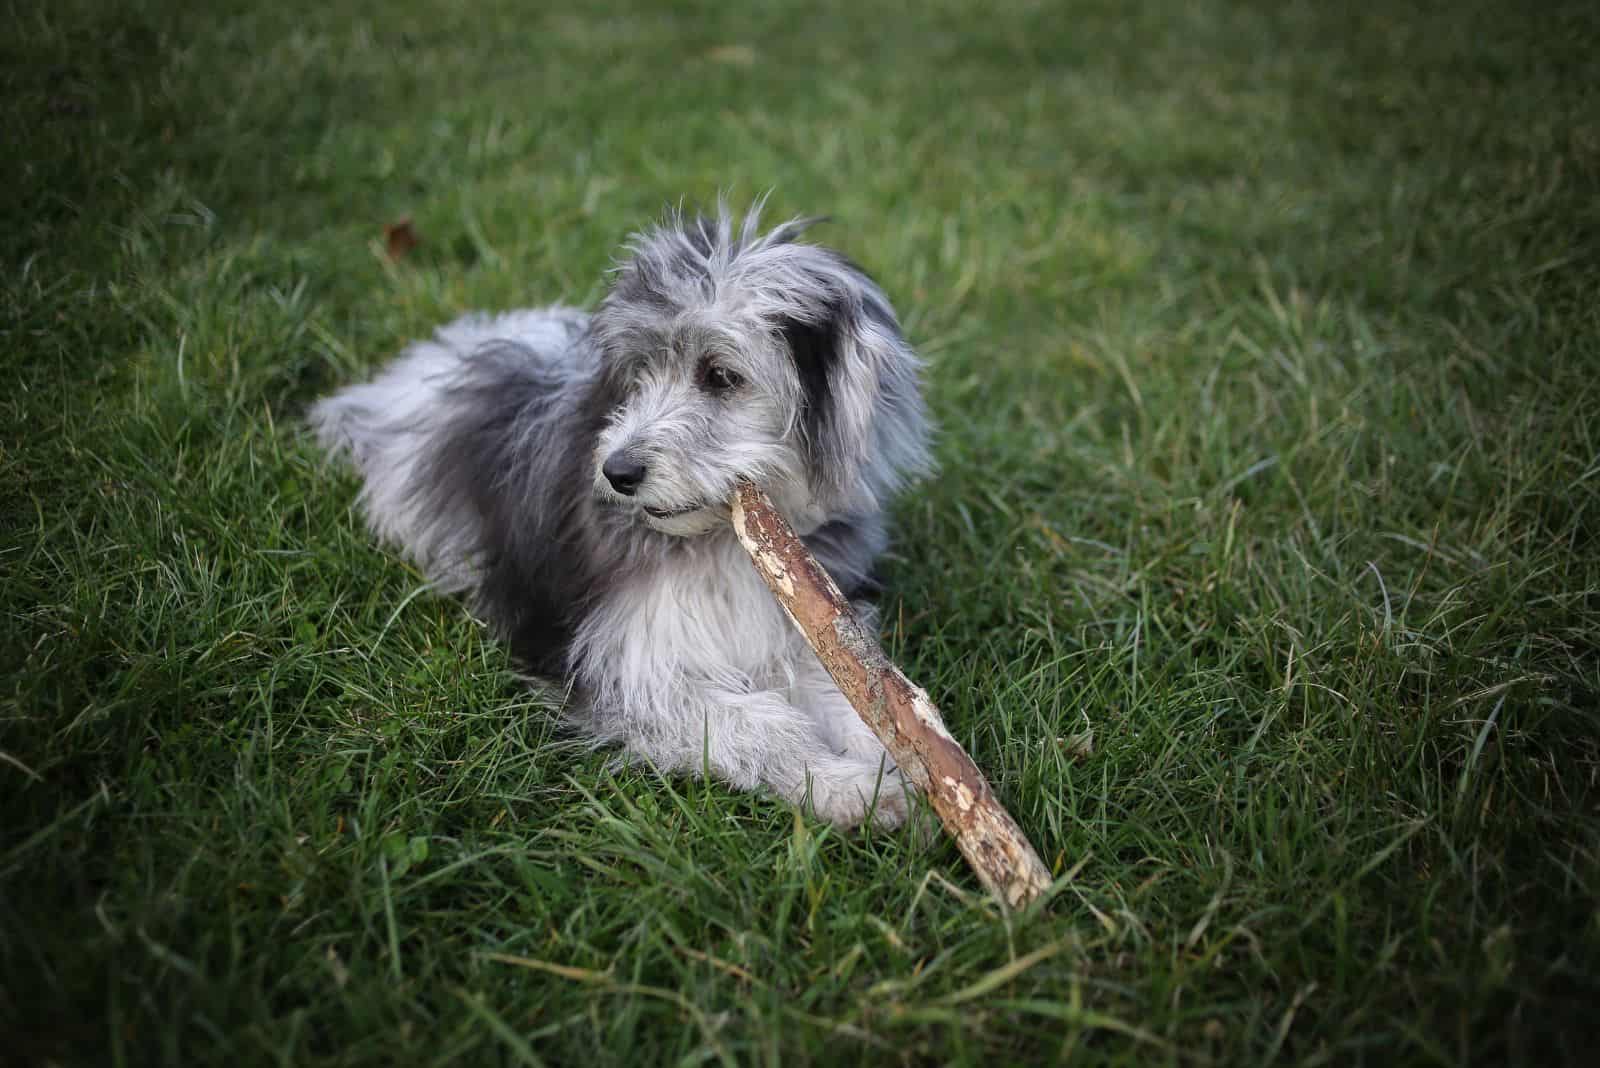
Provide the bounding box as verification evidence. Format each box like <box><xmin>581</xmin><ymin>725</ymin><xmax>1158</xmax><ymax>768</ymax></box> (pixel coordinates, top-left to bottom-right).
<box><xmin>794</xmin><ymin>661</ymin><xmax>900</xmax><ymax>761</ymax></box>
<box><xmin>599</xmin><ymin>680</ymin><xmax>910</xmax><ymax>829</ymax></box>
<box><xmin>722</xmin><ymin>686</ymin><xmax>910</xmax><ymax>830</ymax></box>
<box><xmin>727</xmin><ymin>678</ymin><xmax>909</xmax><ymax>830</ymax></box>
<box><xmin>792</xmin><ymin>649</ymin><xmax>912</xmax><ymax>791</ymax></box>
<box><xmin>784</xmin><ymin>601</ymin><xmax>904</xmax><ymax>760</ymax></box>
<box><xmin>779</xmin><ymin>596</ymin><xmax>916</xmax><ymax>826</ymax></box>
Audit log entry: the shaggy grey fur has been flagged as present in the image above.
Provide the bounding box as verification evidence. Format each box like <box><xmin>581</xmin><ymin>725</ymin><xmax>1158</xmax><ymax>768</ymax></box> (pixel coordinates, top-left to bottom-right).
<box><xmin>311</xmin><ymin>204</ymin><xmax>930</xmax><ymax>827</ymax></box>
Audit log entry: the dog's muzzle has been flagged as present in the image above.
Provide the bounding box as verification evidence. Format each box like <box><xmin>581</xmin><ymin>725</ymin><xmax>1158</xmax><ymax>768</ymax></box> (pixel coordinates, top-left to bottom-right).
<box><xmin>601</xmin><ymin>452</ymin><xmax>647</xmax><ymax>496</ymax></box>
<box><xmin>644</xmin><ymin>503</ymin><xmax>702</xmax><ymax>519</ymax></box>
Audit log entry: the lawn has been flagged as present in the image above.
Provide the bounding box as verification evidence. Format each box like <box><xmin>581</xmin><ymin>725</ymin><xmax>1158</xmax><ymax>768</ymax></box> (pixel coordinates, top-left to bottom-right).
<box><xmin>4</xmin><ymin>0</ymin><xmax>1599</xmax><ymax>1063</ymax></box>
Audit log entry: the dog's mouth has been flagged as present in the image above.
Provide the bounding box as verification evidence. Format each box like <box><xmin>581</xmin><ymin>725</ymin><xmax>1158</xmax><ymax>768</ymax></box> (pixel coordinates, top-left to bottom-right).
<box><xmin>643</xmin><ymin>503</ymin><xmax>704</xmax><ymax>520</ymax></box>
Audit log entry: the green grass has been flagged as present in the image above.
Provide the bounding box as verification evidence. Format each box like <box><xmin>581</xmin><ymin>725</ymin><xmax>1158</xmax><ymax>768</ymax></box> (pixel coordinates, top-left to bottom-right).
<box><xmin>4</xmin><ymin>0</ymin><xmax>1599</xmax><ymax>1063</ymax></box>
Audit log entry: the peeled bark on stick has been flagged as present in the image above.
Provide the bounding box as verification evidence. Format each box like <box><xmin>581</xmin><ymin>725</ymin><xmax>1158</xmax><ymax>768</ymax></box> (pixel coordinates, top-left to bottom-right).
<box><xmin>730</xmin><ymin>482</ymin><xmax>1053</xmax><ymax>910</ymax></box>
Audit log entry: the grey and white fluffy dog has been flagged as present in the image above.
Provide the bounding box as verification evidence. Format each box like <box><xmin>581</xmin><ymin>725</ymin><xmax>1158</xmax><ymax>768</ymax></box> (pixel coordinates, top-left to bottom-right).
<box><xmin>311</xmin><ymin>204</ymin><xmax>930</xmax><ymax>828</ymax></box>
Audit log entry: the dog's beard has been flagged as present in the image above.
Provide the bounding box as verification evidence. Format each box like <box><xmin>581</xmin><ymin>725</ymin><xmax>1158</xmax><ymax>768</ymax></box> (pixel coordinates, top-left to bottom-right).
<box><xmin>590</xmin><ymin>469</ymin><xmax>732</xmax><ymax>538</ymax></box>
<box><xmin>642</xmin><ymin>505</ymin><xmax>724</xmax><ymax>537</ymax></box>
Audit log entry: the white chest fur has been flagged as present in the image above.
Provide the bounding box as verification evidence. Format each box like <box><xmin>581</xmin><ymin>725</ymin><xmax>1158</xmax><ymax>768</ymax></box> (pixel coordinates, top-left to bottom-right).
<box><xmin>571</xmin><ymin>531</ymin><xmax>806</xmax><ymax>707</ymax></box>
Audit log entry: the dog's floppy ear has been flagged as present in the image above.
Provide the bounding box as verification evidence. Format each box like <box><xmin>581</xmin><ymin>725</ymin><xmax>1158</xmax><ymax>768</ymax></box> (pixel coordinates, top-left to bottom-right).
<box><xmin>779</xmin><ymin>257</ymin><xmax>929</xmax><ymax>511</ymax></box>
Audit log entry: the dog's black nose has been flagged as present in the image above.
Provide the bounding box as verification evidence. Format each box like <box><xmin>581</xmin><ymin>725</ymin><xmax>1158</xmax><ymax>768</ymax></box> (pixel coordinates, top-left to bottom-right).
<box><xmin>602</xmin><ymin>453</ymin><xmax>647</xmax><ymax>496</ymax></box>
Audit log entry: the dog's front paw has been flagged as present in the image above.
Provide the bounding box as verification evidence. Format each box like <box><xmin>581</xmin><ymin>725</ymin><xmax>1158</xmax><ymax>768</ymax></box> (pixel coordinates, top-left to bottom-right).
<box><xmin>805</xmin><ymin>761</ymin><xmax>913</xmax><ymax>830</ymax></box>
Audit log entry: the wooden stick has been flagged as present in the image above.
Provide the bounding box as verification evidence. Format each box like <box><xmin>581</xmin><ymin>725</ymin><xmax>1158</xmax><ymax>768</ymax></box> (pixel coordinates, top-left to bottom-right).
<box><xmin>730</xmin><ymin>482</ymin><xmax>1052</xmax><ymax>910</ymax></box>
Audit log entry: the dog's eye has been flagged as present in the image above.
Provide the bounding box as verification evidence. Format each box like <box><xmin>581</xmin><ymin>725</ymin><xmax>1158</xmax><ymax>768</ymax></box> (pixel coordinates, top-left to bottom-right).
<box><xmin>700</xmin><ymin>363</ymin><xmax>743</xmax><ymax>393</ymax></box>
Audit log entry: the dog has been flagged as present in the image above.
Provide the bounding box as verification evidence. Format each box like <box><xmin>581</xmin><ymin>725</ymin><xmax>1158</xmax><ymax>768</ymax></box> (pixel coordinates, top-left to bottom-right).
<box><xmin>311</xmin><ymin>204</ymin><xmax>931</xmax><ymax>828</ymax></box>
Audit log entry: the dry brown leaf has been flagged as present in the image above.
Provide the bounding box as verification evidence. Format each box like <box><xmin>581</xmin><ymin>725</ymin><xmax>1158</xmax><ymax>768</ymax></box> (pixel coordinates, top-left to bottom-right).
<box><xmin>383</xmin><ymin>217</ymin><xmax>419</xmax><ymax>261</ymax></box>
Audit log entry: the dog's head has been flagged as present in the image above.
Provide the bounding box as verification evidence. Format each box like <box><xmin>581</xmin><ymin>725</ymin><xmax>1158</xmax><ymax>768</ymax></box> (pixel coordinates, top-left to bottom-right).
<box><xmin>587</xmin><ymin>204</ymin><xmax>930</xmax><ymax>537</ymax></box>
